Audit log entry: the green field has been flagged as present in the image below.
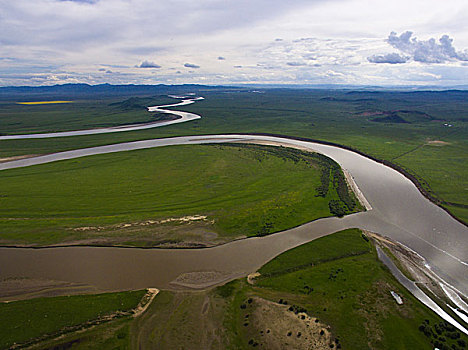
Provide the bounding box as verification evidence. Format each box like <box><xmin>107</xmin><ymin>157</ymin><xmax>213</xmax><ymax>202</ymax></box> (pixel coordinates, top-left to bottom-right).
<box><xmin>0</xmin><ymin>96</ymin><xmax>174</xmax><ymax>135</ymax></box>
<box><xmin>0</xmin><ymin>143</ymin><xmax>360</xmax><ymax>246</ymax></box>
<box><xmin>19</xmin><ymin>229</ymin><xmax>467</xmax><ymax>349</ymax></box>
<box><xmin>0</xmin><ymin>290</ymin><xmax>145</xmax><ymax>349</ymax></box>
<box><xmin>0</xmin><ymin>88</ymin><xmax>466</xmax><ymax>222</ymax></box>
<box><xmin>258</xmin><ymin>228</ymin><xmax>371</xmax><ymax>277</ymax></box>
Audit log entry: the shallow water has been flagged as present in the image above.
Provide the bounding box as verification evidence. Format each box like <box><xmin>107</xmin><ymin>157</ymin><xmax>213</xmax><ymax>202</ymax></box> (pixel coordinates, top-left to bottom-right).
<box><xmin>377</xmin><ymin>247</ymin><xmax>467</xmax><ymax>335</ymax></box>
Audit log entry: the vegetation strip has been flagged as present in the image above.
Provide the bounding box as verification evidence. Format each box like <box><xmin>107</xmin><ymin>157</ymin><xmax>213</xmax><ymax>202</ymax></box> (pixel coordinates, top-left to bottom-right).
<box><xmin>16</xmin><ymin>101</ymin><xmax>74</xmax><ymax>105</ymax></box>
<box><xmin>257</xmin><ymin>250</ymin><xmax>370</xmax><ymax>279</ymax></box>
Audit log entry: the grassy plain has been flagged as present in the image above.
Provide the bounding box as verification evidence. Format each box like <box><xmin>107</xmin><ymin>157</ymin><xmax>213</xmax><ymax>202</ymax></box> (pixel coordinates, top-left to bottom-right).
<box><xmin>0</xmin><ymin>88</ymin><xmax>466</xmax><ymax>222</ymax></box>
<box><xmin>254</xmin><ymin>229</ymin><xmax>431</xmax><ymax>349</ymax></box>
<box><xmin>19</xmin><ymin>229</ymin><xmax>467</xmax><ymax>349</ymax></box>
<box><xmin>0</xmin><ymin>143</ymin><xmax>359</xmax><ymax>246</ymax></box>
<box><xmin>0</xmin><ymin>290</ymin><xmax>145</xmax><ymax>349</ymax></box>
<box><xmin>0</xmin><ymin>96</ymin><xmax>174</xmax><ymax>134</ymax></box>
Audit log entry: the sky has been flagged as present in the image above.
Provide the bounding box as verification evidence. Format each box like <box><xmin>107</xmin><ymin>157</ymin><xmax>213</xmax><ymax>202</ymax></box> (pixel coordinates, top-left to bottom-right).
<box><xmin>1</xmin><ymin>0</ymin><xmax>467</xmax><ymax>86</ymax></box>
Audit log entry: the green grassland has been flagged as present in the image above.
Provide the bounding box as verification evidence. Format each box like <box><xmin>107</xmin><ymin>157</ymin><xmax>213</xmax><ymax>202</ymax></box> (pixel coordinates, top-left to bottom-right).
<box><xmin>0</xmin><ymin>96</ymin><xmax>175</xmax><ymax>135</ymax></box>
<box><xmin>0</xmin><ymin>89</ymin><xmax>466</xmax><ymax>222</ymax></box>
<box><xmin>19</xmin><ymin>229</ymin><xmax>467</xmax><ymax>350</ymax></box>
<box><xmin>0</xmin><ymin>143</ymin><xmax>360</xmax><ymax>246</ymax></box>
<box><xmin>0</xmin><ymin>289</ymin><xmax>145</xmax><ymax>349</ymax></box>
<box><xmin>257</xmin><ymin>228</ymin><xmax>371</xmax><ymax>277</ymax></box>
<box><xmin>253</xmin><ymin>229</ymin><xmax>430</xmax><ymax>349</ymax></box>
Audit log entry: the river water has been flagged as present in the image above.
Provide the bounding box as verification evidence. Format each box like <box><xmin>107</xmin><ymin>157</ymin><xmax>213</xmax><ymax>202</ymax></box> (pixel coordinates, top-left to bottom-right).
<box><xmin>0</xmin><ymin>134</ymin><xmax>466</xmax><ymax>296</ymax></box>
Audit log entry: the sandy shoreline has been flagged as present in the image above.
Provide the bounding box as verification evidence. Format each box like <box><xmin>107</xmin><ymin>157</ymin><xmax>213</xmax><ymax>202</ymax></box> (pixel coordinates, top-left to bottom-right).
<box><xmin>342</xmin><ymin>169</ymin><xmax>372</xmax><ymax>210</ymax></box>
<box><xmin>0</xmin><ymin>154</ymin><xmax>41</xmax><ymax>163</ymax></box>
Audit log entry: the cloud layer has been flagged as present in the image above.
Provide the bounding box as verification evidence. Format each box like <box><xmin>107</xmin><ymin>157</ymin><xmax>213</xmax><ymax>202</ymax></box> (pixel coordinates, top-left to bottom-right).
<box><xmin>1</xmin><ymin>0</ymin><xmax>467</xmax><ymax>86</ymax></box>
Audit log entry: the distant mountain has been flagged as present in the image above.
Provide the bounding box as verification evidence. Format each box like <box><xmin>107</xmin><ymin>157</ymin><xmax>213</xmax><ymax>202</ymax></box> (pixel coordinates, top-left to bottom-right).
<box><xmin>236</xmin><ymin>83</ymin><xmax>468</xmax><ymax>91</ymax></box>
<box><xmin>0</xmin><ymin>83</ymin><xmax>237</xmax><ymax>100</ymax></box>
<box><xmin>0</xmin><ymin>83</ymin><xmax>466</xmax><ymax>101</ymax></box>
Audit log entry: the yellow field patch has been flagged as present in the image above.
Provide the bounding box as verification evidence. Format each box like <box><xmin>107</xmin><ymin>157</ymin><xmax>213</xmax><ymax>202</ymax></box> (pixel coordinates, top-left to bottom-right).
<box><xmin>16</xmin><ymin>101</ymin><xmax>74</xmax><ymax>105</ymax></box>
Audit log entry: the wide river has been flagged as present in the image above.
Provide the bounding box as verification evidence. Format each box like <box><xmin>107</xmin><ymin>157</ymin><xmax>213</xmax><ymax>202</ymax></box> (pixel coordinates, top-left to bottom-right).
<box><xmin>0</xmin><ymin>99</ymin><xmax>466</xmax><ymax>296</ymax></box>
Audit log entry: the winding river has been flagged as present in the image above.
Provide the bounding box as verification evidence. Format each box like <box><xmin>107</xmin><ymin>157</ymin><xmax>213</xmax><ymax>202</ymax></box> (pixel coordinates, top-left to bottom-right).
<box><xmin>0</xmin><ymin>97</ymin><xmax>202</xmax><ymax>140</ymax></box>
<box><xmin>0</xmin><ymin>97</ymin><xmax>466</xmax><ymax>301</ymax></box>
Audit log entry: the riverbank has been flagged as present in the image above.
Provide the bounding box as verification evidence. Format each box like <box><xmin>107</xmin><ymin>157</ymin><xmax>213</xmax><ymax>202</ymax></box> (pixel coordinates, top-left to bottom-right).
<box><xmin>0</xmin><ymin>97</ymin><xmax>200</xmax><ymax>140</ymax></box>
<box><xmin>0</xmin><ymin>289</ymin><xmax>147</xmax><ymax>349</ymax></box>
<box><xmin>368</xmin><ymin>231</ymin><xmax>468</xmax><ymax>334</ymax></box>
<box><xmin>0</xmin><ymin>154</ymin><xmax>41</xmax><ymax>163</ymax></box>
<box><xmin>1</xmin><ymin>89</ymin><xmax>466</xmax><ymax>226</ymax></box>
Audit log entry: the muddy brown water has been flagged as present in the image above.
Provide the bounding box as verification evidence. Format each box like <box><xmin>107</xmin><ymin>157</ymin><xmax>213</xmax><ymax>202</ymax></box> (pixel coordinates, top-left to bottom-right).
<box><xmin>0</xmin><ymin>135</ymin><xmax>466</xmax><ymax>297</ymax></box>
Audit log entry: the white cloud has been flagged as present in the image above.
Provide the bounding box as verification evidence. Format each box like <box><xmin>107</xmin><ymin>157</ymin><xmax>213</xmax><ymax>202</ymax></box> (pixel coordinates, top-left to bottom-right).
<box><xmin>136</xmin><ymin>61</ymin><xmax>161</xmax><ymax>68</ymax></box>
<box><xmin>417</xmin><ymin>72</ymin><xmax>442</xmax><ymax>79</ymax></box>
<box><xmin>386</xmin><ymin>31</ymin><xmax>468</xmax><ymax>63</ymax></box>
<box><xmin>286</xmin><ymin>61</ymin><xmax>306</xmax><ymax>66</ymax></box>
<box><xmin>1</xmin><ymin>0</ymin><xmax>467</xmax><ymax>86</ymax></box>
<box><xmin>367</xmin><ymin>53</ymin><xmax>409</xmax><ymax>64</ymax></box>
<box><xmin>323</xmin><ymin>70</ymin><xmax>345</xmax><ymax>77</ymax></box>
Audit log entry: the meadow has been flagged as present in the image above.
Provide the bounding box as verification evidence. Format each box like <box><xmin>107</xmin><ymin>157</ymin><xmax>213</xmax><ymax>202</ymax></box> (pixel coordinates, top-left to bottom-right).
<box><xmin>0</xmin><ymin>96</ymin><xmax>174</xmax><ymax>134</ymax></box>
<box><xmin>0</xmin><ymin>143</ymin><xmax>360</xmax><ymax>246</ymax></box>
<box><xmin>0</xmin><ymin>289</ymin><xmax>145</xmax><ymax>349</ymax></box>
<box><xmin>0</xmin><ymin>87</ymin><xmax>465</xmax><ymax>222</ymax></box>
